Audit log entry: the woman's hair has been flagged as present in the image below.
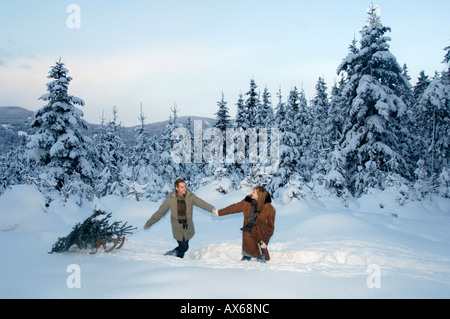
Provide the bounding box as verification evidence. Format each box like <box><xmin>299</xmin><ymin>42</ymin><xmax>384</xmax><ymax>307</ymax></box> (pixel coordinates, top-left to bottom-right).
<box><xmin>254</xmin><ymin>186</ymin><xmax>269</xmax><ymax>212</ymax></box>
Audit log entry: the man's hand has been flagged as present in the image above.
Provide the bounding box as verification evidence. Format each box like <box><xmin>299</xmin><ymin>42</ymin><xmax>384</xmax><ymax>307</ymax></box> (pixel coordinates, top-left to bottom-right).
<box><xmin>211</xmin><ymin>209</ymin><xmax>219</xmax><ymax>217</ymax></box>
<box><xmin>144</xmin><ymin>224</ymin><xmax>150</xmax><ymax>230</ymax></box>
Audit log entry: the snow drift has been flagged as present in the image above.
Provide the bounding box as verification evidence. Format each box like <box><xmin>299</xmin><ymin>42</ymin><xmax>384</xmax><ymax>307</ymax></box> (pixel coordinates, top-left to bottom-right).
<box><xmin>1</xmin><ymin>184</ymin><xmax>450</xmax><ymax>298</ymax></box>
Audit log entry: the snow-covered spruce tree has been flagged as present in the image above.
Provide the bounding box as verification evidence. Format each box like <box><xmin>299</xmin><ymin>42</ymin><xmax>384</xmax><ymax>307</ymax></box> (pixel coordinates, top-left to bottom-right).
<box><xmin>310</xmin><ymin>77</ymin><xmax>331</xmax><ymax>183</ymax></box>
<box><xmin>234</xmin><ymin>93</ymin><xmax>246</xmax><ymax>129</ymax></box>
<box><xmin>267</xmin><ymin>87</ymin><xmax>301</xmax><ymax>194</ymax></box>
<box><xmin>293</xmin><ymin>87</ymin><xmax>312</xmax><ymax>182</ymax></box>
<box><xmin>125</xmin><ymin>104</ymin><xmax>155</xmax><ymax>201</ymax></box>
<box><xmin>214</xmin><ymin>92</ymin><xmax>231</xmax><ymax>163</ymax></box>
<box><xmin>214</xmin><ymin>92</ymin><xmax>231</xmax><ymax>132</ymax></box>
<box><xmin>132</xmin><ymin>104</ymin><xmax>152</xmax><ymax>167</ymax></box>
<box><xmin>246</xmin><ymin>85</ymin><xmax>276</xmax><ymax>188</ymax></box>
<box><xmin>326</xmin><ymin>80</ymin><xmax>346</xmax><ymax>144</ymax></box>
<box><xmin>244</xmin><ymin>79</ymin><xmax>260</xmax><ymax>129</ymax></box>
<box><xmin>274</xmin><ymin>88</ymin><xmax>286</xmax><ymax>129</ymax></box>
<box><xmin>267</xmin><ymin>88</ymin><xmax>286</xmax><ymax>193</ymax></box>
<box><xmin>406</xmin><ymin>70</ymin><xmax>433</xmax><ymax>168</ymax></box>
<box><xmin>438</xmin><ymin>43</ymin><xmax>450</xmax><ymax>198</ymax></box>
<box><xmin>94</xmin><ymin>107</ymin><xmax>128</xmax><ymax>197</ymax></box>
<box><xmin>336</xmin><ymin>5</ymin><xmax>413</xmax><ymax>196</ymax></box>
<box><xmin>414</xmin><ymin>46</ymin><xmax>450</xmax><ymax>197</ymax></box>
<box><xmin>155</xmin><ymin>104</ymin><xmax>184</xmax><ymax>195</ymax></box>
<box><xmin>27</xmin><ymin>59</ymin><xmax>94</xmax><ymax>202</ymax></box>
<box><xmin>257</xmin><ymin>87</ymin><xmax>275</xmax><ymax>129</ymax></box>
<box><xmin>212</xmin><ymin>92</ymin><xmax>232</xmax><ymax>180</ymax></box>
<box><xmin>222</xmin><ymin>93</ymin><xmax>244</xmax><ymax>189</ymax></box>
<box><xmin>230</xmin><ymin>79</ymin><xmax>262</xmax><ymax>182</ymax></box>
<box><xmin>322</xmin><ymin>80</ymin><xmax>349</xmax><ymax>197</ymax></box>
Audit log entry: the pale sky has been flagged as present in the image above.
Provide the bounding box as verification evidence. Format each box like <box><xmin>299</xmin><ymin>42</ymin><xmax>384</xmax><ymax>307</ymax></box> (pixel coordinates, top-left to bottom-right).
<box><xmin>1</xmin><ymin>1</ymin><xmax>449</xmax><ymax>127</ymax></box>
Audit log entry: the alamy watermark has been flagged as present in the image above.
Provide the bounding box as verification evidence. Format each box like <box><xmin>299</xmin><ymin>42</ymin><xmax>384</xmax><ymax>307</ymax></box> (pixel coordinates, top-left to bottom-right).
<box><xmin>366</xmin><ymin>264</ymin><xmax>381</xmax><ymax>289</ymax></box>
<box><xmin>171</xmin><ymin>120</ymin><xmax>280</xmax><ymax>174</ymax></box>
<box><xmin>66</xmin><ymin>264</ymin><xmax>81</xmax><ymax>289</ymax></box>
<box><xmin>66</xmin><ymin>4</ymin><xmax>81</xmax><ymax>29</ymax></box>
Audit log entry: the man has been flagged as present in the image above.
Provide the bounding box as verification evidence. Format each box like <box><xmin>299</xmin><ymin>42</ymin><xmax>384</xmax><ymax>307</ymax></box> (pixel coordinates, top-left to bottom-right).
<box><xmin>144</xmin><ymin>179</ymin><xmax>218</xmax><ymax>258</ymax></box>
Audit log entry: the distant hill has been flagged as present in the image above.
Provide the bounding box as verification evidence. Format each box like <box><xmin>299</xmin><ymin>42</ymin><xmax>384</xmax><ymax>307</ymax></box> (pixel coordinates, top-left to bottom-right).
<box><xmin>0</xmin><ymin>106</ymin><xmax>35</xmax><ymax>152</ymax></box>
<box><xmin>0</xmin><ymin>106</ymin><xmax>216</xmax><ymax>153</ymax></box>
<box><xmin>0</xmin><ymin>106</ymin><xmax>34</xmax><ymax>124</ymax></box>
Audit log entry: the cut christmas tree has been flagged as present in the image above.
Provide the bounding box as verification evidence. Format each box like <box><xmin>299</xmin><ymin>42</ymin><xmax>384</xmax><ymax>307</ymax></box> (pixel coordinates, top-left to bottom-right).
<box><xmin>50</xmin><ymin>209</ymin><xmax>136</xmax><ymax>254</ymax></box>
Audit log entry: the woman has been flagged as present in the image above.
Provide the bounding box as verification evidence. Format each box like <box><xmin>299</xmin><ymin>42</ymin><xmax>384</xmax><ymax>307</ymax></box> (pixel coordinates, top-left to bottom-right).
<box><xmin>217</xmin><ymin>186</ymin><xmax>276</xmax><ymax>262</ymax></box>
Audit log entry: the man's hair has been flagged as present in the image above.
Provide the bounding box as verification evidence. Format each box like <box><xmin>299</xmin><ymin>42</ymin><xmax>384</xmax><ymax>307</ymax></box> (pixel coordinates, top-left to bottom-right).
<box><xmin>174</xmin><ymin>178</ymin><xmax>186</xmax><ymax>189</ymax></box>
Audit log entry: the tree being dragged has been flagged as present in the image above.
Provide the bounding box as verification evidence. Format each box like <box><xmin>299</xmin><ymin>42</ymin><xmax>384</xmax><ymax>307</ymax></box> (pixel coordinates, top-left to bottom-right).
<box><xmin>50</xmin><ymin>209</ymin><xmax>136</xmax><ymax>253</ymax></box>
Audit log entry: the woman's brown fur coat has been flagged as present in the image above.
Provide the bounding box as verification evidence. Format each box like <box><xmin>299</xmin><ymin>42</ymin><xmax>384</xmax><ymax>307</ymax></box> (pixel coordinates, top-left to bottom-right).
<box><xmin>218</xmin><ymin>194</ymin><xmax>275</xmax><ymax>259</ymax></box>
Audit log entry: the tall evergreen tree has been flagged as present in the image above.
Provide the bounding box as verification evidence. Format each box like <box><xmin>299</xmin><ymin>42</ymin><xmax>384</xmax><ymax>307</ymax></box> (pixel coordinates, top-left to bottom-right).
<box><xmin>268</xmin><ymin>87</ymin><xmax>301</xmax><ymax>193</ymax></box>
<box><xmin>310</xmin><ymin>77</ymin><xmax>330</xmax><ymax>181</ymax></box>
<box><xmin>95</xmin><ymin>107</ymin><xmax>127</xmax><ymax>197</ymax></box>
<box><xmin>214</xmin><ymin>92</ymin><xmax>231</xmax><ymax>171</ymax></box>
<box><xmin>293</xmin><ymin>87</ymin><xmax>312</xmax><ymax>181</ymax></box>
<box><xmin>27</xmin><ymin>59</ymin><xmax>94</xmax><ymax>200</ymax></box>
<box><xmin>244</xmin><ymin>79</ymin><xmax>260</xmax><ymax>128</ymax></box>
<box><xmin>214</xmin><ymin>92</ymin><xmax>231</xmax><ymax>131</ymax></box>
<box><xmin>258</xmin><ymin>86</ymin><xmax>275</xmax><ymax>128</ymax></box>
<box><xmin>336</xmin><ymin>5</ymin><xmax>413</xmax><ymax>196</ymax></box>
<box><xmin>235</xmin><ymin>93</ymin><xmax>246</xmax><ymax>129</ymax></box>
<box><xmin>326</xmin><ymin>80</ymin><xmax>345</xmax><ymax>144</ymax></box>
<box><xmin>274</xmin><ymin>87</ymin><xmax>286</xmax><ymax>128</ymax></box>
<box><xmin>156</xmin><ymin>103</ymin><xmax>184</xmax><ymax>195</ymax></box>
<box><xmin>132</xmin><ymin>103</ymin><xmax>152</xmax><ymax>169</ymax></box>
<box><xmin>414</xmin><ymin>48</ymin><xmax>450</xmax><ymax>196</ymax></box>
<box><xmin>125</xmin><ymin>103</ymin><xmax>157</xmax><ymax>200</ymax></box>
<box><xmin>310</xmin><ymin>78</ymin><xmax>330</xmax><ymax>149</ymax></box>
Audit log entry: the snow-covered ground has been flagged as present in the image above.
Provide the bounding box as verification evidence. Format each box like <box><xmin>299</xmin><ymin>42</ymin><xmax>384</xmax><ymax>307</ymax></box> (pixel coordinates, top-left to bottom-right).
<box><xmin>1</xmin><ymin>184</ymin><xmax>449</xmax><ymax>299</ymax></box>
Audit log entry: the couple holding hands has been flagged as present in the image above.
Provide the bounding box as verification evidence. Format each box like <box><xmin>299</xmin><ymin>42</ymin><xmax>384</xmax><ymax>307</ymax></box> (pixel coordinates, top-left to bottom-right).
<box><xmin>144</xmin><ymin>179</ymin><xmax>276</xmax><ymax>263</ymax></box>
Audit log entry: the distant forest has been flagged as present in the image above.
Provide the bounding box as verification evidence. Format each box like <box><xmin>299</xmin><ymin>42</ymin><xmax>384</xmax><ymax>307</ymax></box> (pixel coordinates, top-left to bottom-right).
<box><xmin>1</xmin><ymin>6</ymin><xmax>449</xmax><ymax>205</ymax></box>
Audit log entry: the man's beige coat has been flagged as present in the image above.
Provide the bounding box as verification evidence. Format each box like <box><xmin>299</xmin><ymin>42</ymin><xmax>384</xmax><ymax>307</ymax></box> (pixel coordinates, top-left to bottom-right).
<box><xmin>145</xmin><ymin>189</ymin><xmax>215</xmax><ymax>241</ymax></box>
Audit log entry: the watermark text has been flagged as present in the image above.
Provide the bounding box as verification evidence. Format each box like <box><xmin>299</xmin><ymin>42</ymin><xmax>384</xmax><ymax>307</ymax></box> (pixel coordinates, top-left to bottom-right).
<box><xmin>366</xmin><ymin>264</ymin><xmax>381</xmax><ymax>289</ymax></box>
<box><xmin>171</xmin><ymin>120</ymin><xmax>279</xmax><ymax>174</ymax></box>
<box><xmin>66</xmin><ymin>264</ymin><xmax>81</xmax><ymax>288</ymax></box>
<box><xmin>66</xmin><ymin>4</ymin><xmax>81</xmax><ymax>29</ymax></box>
